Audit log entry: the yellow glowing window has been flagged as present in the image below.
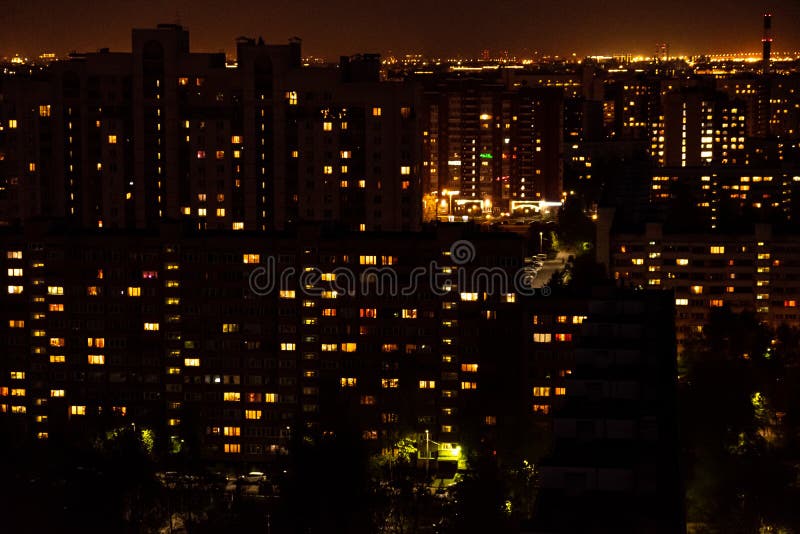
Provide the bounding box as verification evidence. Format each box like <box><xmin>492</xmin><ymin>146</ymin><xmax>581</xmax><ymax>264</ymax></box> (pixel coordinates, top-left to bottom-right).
<box><xmin>400</xmin><ymin>166</ymin><xmax>411</xmax><ymax>175</ymax></box>
<box><xmin>323</xmin><ymin>165</ymin><xmax>333</xmax><ymax>174</ymax></box>
<box><xmin>127</xmin><ymin>286</ymin><xmax>141</xmax><ymax>297</ymax></box>
<box><xmin>402</xmin><ymin>309</ymin><xmax>417</xmax><ymax>319</ymax></box>
<box><xmin>50</xmin><ymin>355</ymin><xmax>65</xmax><ymax>363</ymax></box>
<box><xmin>372</xmin><ymin>107</ymin><xmax>382</xmax><ymax>117</ymax></box>
<box><xmin>533</xmin><ymin>333</ymin><xmax>551</xmax><ymax>343</ymax></box>
<box><xmin>8</xmin><ymin>319</ymin><xmax>25</xmax><ymax>328</ymax></box>
<box><xmin>224</xmin><ymin>443</ymin><xmax>241</xmax><ymax>453</ymax></box>
<box><xmin>710</xmin><ymin>246</ymin><xmax>725</xmax><ymax>254</ymax></box>
<box><xmin>676</xmin><ymin>298</ymin><xmax>688</xmax><ymax>306</ymax></box>
<box><xmin>340</xmin><ymin>377</ymin><xmax>358</xmax><ymax>387</ymax></box>
<box><xmin>70</xmin><ymin>405</ymin><xmax>86</xmax><ymax>416</ymax></box>
<box><xmin>287</xmin><ymin>91</ymin><xmax>298</xmax><ymax>105</ymax></box>
<box><xmin>10</xmin><ymin>371</ymin><xmax>25</xmax><ymax>380</ymax></box>
<box><xmin>382</xmin><ymin>378</ymin><xmax>399</xmax><ymax>388</ymax></box>
<box><xmin>360</xmin><ymin>395</ymin><xmax>376</xmax><ymax>405</ymax></box>
<box><xmin>323</xmin><ymin>122</ymin><xmax>333</xmax><ymax>131</ymax></box>
<box><xmin>243</xmin><ymin>253</ymin><xmax>260</xmax><ymax>264</ymax></box>
<box><xmin>49</xmin><ymin>304</ymin><xmax>64</xmax><ymax>312</ymax></box>
<box><xmin>7</xmin><ymin>285</ymin><xmax>23</xmax><ymax>294</ymax></box>
<box><xmin>7</xmin><ymin>268</ymin><xmax>22</xmax><ymax>277</ymax></box>
<box><xmin>223</xmin><ymin>426</ymin><xmax>241</xmax><ymax>436</ymax></box>
<box><xmin>341</xmin><ymin>342</ymin><xmax>357</xmax><ymax>352</ymax></box>
<box><xmin>280</xmin><ymin>290</ymin><xmax>296</xmax><ymax>299</ymax></box>
<box><xmin>533</xmin><ymin>387</ymin><xmax>551</xmax><ymax>397</ymax></box>
<box><xmin>461</xmin><ymin>381</ymin><xmax>477</xmax><ymax>390</ymax></box>
<box><xmin>340</xmin><ymin>150</ymin><xmax>351</xmax><ymax>159</ymax></box>
<box><xmin>215</xmin><ymin>150</ymin><xmax>225</xmax><ymax>160</ymax></box>
<box><xmin>231</xmin><ymin>135</ymin><xmax>242</xmax><ymax>144</ymax></box>
<box><xmin>8</xmin><ymin>119</ymin><xmax>18</xmax><ymax>128</ymax></box>
<box><xmin>245</xmin><ymin>410</ymin><xmax>262</xmax><ymax>419</ymax></box>
<box><xmin>222</xmin><ymin>323</ymin><xmax>239</xmax><ymax>333</ymax></box>
<box><xmin>216</xmin><ymin>208</ymin><xmax>225</xmax><ymax>217</ymax></box>
<box><xmin>144</xmin><ymin>322</ymin><xmax>160</xmax><ymax>331</ymax></box>
<box><xmin>359</xmin><ymin>255</ymin><xmax>377</xmax><ymax>265</ymax></box>
<box><xmin>47</xmin><ymin>286</ymin><xmax>64</xmax><ymax>295</ymax></box>
<box><xmin>676</xmin><ymin>258</ymin><xmax>689</xmax><ymax>266</ymax></box>
<box><xmin>87</xmin><ymin>355</ymin><xmax>105</xmax><ymax>365</ymax></box>
<box><xmin>461</xmin><ymin>363</ymin><xmax>478</xmax><ymax>372</ymax></box>
<box><xmin>690</xmin><ymin>285</ymin><xmax>703</xmax><ymax>295</ymax></box>
<box><xmin>265</xmin><ymin>393</ymin><xmax>278</xmax><ymax>403</ymax></box>
<box><xmin>50</xmin><ymin>338</ymin><xmax>65</xmax><ymax>347</ymax></box>
<box><xmin>108</xmin><ymin>135</ymin><xmax>117</xmax><ymax>144</ymax></box>
<box><xmin>460</xmin><ymin>292</ymin><xmax>478</xmax><ymax>302</ymax></box>
<box><xmin>39</xmin><ymin>105</ymin><xmax>51</xmax><ymax>117</ymax></box>
<box><xmin>532</xmin><ymin>404</ymin><xmax>550</xmax><ymax>414</ymax></box>
<box><xmin>7</xmin><ymin>251</ymin><xmax>22</xmax><ymax>259</ymax></box>
<box><xmin>555</xmin><ymin>387</ymin><xmax>567</xmax><ymax>396</ymax></box>
<box><xmin>419</xmin><ymin>380</ymin><xmax>436</xmax><ymax>389</ymax></box>
<box><xmin>223</xmin><ymin>392</ymin><xmax>241</xmax><ymax>402</ymax></box>
<box><xmin>50</xmin><ymin>389</ymin><xmax>65</xmax><ymax>397</ymax></box>
<box><xmin>184</xmin><ymin>358</ymin><xmax>200</xmax><ymax>367</ymax></box>
<box><xmin>87</xmin><ymin>337</ymin><xmax>105</xmax><ymax>348</ymax></box>
<box><xmin>710</xmin><ymin>299</ymin><xmax>724</xmax><ymax>307</ymax></box>
<box><xmin>280</xmin><ymin>342</ymin><xmax>296</xmax><ymax>351</ymax></box>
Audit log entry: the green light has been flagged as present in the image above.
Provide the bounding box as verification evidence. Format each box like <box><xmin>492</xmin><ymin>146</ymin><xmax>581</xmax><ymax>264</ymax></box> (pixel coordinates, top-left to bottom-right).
<box><xmin>479</xmin><ymin>153</ymin><xmax>493</xmax><ymax>159</ymax></box>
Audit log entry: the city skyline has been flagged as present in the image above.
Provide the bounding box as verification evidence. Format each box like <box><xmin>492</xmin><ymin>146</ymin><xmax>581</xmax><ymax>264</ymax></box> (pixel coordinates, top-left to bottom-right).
<box><xmin>1</xmin><ymin>1</ymin><xmax>799</xmax><ymax>59</ymax></box>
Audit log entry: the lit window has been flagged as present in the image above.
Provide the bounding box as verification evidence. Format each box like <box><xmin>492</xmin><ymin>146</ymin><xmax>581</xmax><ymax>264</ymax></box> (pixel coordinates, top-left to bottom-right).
<box><xmin>419</xmin><ymin>380</ymin><xmax>436</xmax><ymax>389</ymax></box>
<box><xmin>50</xmin><ymin>355</ymin><xmax>66</xmax><ymax>363</ymax></box>
<box><xmin>461</xmin><ymin>381</ymin><xmax>477</xmax><ymax>390</ymax></box>
<box><xmin>223</xmin><ymin>392</ymin><xmax>241</xmax><ymax>402</ymax></box>
<box><xmin>372</xmin><ymin>107</ymin><xmax>382</xmax><ymax>117</ymax></box>
<box><xmin>280</xmin><ymin>290</ymin><xmax>296</xmax><ymax>299</ymax></box>
<box><xmin>184</xmin><ymin>358</ymin><xmax>200</xmax><ymax>367</ymax></box>
<box><xmin>676</xmin><ymin>258</ymin><xmax>689</xmax><ymax>266</ymax></box>
<box><xmin>70</xmin><ymin>405</ymin><xmax>86</xmax><ymax>416</ymax></box>
<box><xmin>47</xmin><ymin>286</ymin><xmax>64</xmax><ymax>295</ymax></box>
<box><xmin>215</xmin><ymin>150</ymin><xmax>225</xmax><ymax>160</ymax></box>
<box><xmin>265</xmin><ymin>393</ymin><xmax>278</xmax><ymax>403</ymax></box>
<box><xmin>127</xmin><ymin>286</ymin><xmax>141</xmax><ymax>297</ymax></box>
<box><xmin>39</xmin><ymin>105</ymin><xmax>51</xmax><ymax>117</ymax></box>
<box><xmin>533</xmin><ymin>333</ymin><xmax>552</xmax><ymax>343</ymax></box>
<box><xmin>49</xmin><ymin>304</ymin><xmax>64</xmax><ymax>312</ymax></box>
<box><xmin>108</xmin><ymin>135</ymin><xmax>117</xmax><ymax>144</ymax></box>
<box><xmin>461</xmin><ymin>363</ymin><xmax>478</xmax><ymax>372</ymax></box>
<box><xmin>323</xmin><ymin>122</ymin><xmax>333</xmax><ymax>131</ymax></box>
<box><xmin>50</xmin><ymin>389</ymin><xmax>65</xmax><ymax>397</ymax></box>
<box><xmin>340</xmin><ymin>377</ymin><xmax>358</xmax><ymax>388</ymax></box>
<box><xmin>7</xmin><ymin>285</ymin><xmax>23</xmax><ymax>294</ymax></box>
<box><xmin>7</xmin><ymin>268</ymin><xmax>23</xmax><ymax>277</ymax></box>
<box><xmin>382</xmin><ymin>378</ymin><xmax>399</xmax><ymax>388</ymax></box>
<box><xmin>460</xmin><ymin>292</ymin><xmax>478</xmax><ymax>302</ymax></box>
<box><xmin>8</xmin><ymin>119</ymin><xmax>17</xmax><ymax>128</ymax></box>
<box><xmin>710</xmin><ymin>299</ymin><xmax>724</xmax><ymax>307</ymax></box>
<box><xmin>231</xmin><ymin>135</ymin><xmax>242</xmax><ymax>144</ymax></box>
<box><xmin>555</xmin><ymin>387</ymin><xmax>567</xmax><ymax>396</ymax></box>
<box><xmin>341</xmin><ymin>342</ymin><xmax>357</xmax><ymax>352</ymax></box>
<box><xmin>245</xmin><ymin>410</ymin><xmax>262</xmax><ymax>420</ymax></box>
<box><xmin>554</xmin><ymin>333</ymin><xmax>572</xmax><ymax>342</ymax></box>
<box><xmin>400</xmin><ymin>166</ymin><xmax>411</xmax><ymax>175</ymax></box>
<box><xmin>690</xmin><ymin>285</ymin><xmax>703</xmax><ymax>295</ymax></box>
<box><xmin>532</xmin><ymin>404</ymin><xmax>550</xmax><ymax>414</ymax></box>
<box><xmin>223</xmin><ymin>426</ymin><xmax>241</xmax><ymax>436</ymax></box>
<box><xmin>402</xmin><ymin>308</ymin><xmax>417</xmax><ymax>319</ymax></box>
<box><xmin>10</xmin><ymin>371</ymin><xmax>25</xmax><ymax>380</ymax></box>
<box><xmin>8</xmin><ymin>319</ymin><xmax>25</xmax><ymax>328</ymax></box>
<box><xmin>224</xmin><ymin>443</ymin><xmax>241</xmax><ymax>453</ymax></box>
<box><xmin>50</xmin><ymin>338</ymin><xmax>65</xmax><ymax>347</ymax></box>
<box><xmin>286</xmin><ymin>91</ymin><xmax>298</xmax><ymax>105</ymax></box>
<box><xmin>710</xmin><ymin>246</ymin><xmax>725</xmax><ymax>254</ymax></box>
<box><xmin>676</xmin><ymin>298</ymin><xmax>688</xmax><ymax>306</ymax></box>
<box><xmin>243</xmin><ymin>254</ymin><xmax>260</xmax><ymax>264</ymax></box>
<box><xmin>144</xmin><ymin>322</ymin><xmax>160</xmax><ymax>331</ymax></box>
<box><xmin>324</xmin><ymin>165</ymin><xmax>333</xmax><ymax>174</ymax></box>
<box><xmin>87</xmin><ymin>355</ymin><xmax>105</xmax><ymax>365</ymax></box>
<box><xmin>533</xmin><ymin>387</ymin><xmax>551</xmax><ymax>397</ymax></box>
<box><xmin>222</xmin><ymin>323</ymin><xmax>240</xmax><ymax>333</ymax></box>
<box><xmin>359</xmin><ymin>255</ymin><xmax>377</xmax><ymax>265</ymax></box>
<box><xmin>7</xmin><ymin>251</ymin><xmax>22</xmax><ymax>259</ymax></box>
<box><xmin>281</xmin><ymin>342</ymin><xmax>296</xmax><ymax>351</ymax></box>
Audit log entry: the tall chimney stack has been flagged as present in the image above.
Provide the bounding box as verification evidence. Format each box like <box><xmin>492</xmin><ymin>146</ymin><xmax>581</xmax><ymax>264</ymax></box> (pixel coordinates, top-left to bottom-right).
<box><xmin>762</xmin><ymin>13</ymin><xmax>772</xmax><ymax>74</ymax></box>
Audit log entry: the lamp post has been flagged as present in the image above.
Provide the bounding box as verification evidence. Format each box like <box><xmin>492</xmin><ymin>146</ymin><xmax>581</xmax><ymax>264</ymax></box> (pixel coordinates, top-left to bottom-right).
<box><xmin>539</xmin><ymin>231</ymin><xmax>544</xmax><ymax>254</ymax></box>
<box><xmin>425</xmin><ymin>429</ymin><xmax>430</xmax><ymax>479</ymax></box>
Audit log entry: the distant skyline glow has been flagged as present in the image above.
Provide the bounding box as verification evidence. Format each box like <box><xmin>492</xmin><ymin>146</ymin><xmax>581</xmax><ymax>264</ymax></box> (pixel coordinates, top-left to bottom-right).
<box><xmin>0</xmin><ymin>0</ymin><xmax>799</xmax><ymax>59</ymax></box>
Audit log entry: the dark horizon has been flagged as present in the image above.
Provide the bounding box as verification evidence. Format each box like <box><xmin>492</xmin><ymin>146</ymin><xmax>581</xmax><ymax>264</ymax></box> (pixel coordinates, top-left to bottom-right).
<box><xmin>1</xmin><ymin>0</ymin><xmax>799</xmax><ymax>59</ymax></box>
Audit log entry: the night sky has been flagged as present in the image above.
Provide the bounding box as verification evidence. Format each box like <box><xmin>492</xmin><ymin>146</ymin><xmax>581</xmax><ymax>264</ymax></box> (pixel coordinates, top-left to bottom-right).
<box><xmin>1</xmin><ymin>0</ymin><xmax>798</xmax><ymax>59</ymax></box>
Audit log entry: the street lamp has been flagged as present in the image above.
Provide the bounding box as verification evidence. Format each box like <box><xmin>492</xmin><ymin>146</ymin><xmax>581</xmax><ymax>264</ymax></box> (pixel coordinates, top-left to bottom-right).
<box><xmin>425</xmin><ymin>429</ymin><xmax>430</xmax><ymax>479</ymax></box>
<box><xmin>539</xmin><ymin>231</ymin><xmax>544</xmax><ymax>254</ymax></box>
